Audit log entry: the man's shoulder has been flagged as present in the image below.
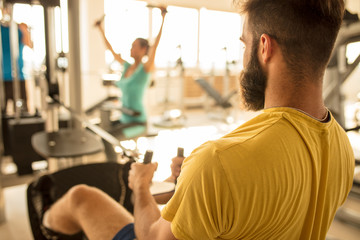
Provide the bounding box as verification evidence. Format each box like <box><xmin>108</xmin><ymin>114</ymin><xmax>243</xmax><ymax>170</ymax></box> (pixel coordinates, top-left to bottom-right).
<box><xmin>215</xmin><ymin>113</ymin><xmax>288</xmax><ymax>151</ymax></box>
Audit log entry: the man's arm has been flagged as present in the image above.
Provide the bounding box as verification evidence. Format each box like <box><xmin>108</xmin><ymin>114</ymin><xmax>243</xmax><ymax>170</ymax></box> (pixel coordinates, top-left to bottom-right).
<box><xmin>143</xmin><ymin>7</ymin><xmax>167</xmax><ymax>73</ymax></box>
<box><xmin>153</xmin><ymin>155</ymin><xmax>185</xmax><ymax>204</ymax></box>
<box><xmin>129</xmin><ymin>162</ymin><xmax>177</xmax><ymax>240</ymax></box>
<box><xmin>94</xmin><ymin>20</ymin><xmax>125</xmax><ymax>64</ymax></box>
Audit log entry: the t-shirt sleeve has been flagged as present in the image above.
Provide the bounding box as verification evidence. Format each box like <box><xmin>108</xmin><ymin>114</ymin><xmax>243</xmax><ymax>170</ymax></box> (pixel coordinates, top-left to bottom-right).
<box><xmin>161</xmin><ymin>141</ymin><xmax>234</xmax><ymax>239</ymax></box>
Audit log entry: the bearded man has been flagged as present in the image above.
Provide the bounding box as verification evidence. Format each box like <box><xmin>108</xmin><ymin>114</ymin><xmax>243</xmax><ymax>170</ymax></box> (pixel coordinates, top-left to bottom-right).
<box><xmin>38</xmin><ymin>0</ymin><xmax>354</xmax><ymax>239</ymax></box>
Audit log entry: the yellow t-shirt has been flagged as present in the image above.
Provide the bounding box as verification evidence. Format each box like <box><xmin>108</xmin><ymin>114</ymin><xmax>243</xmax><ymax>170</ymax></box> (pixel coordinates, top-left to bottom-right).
<box><xmin>161</xmin><ymin>107</ymin><xmax>354</xmax><ymax>240</ymax></box>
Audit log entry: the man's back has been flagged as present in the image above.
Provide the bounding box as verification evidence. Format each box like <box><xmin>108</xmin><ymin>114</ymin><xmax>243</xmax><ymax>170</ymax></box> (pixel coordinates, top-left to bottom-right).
<box><xmin>162</xmin><ymin>107</ymin><xmax>354</xmax><ymax>239</ymax></box>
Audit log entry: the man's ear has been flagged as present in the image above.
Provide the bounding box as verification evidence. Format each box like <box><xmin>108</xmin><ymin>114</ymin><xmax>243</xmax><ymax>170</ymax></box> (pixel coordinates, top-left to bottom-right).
<box><xmin>259</xmin><ymin>33</ymin><xmax>273</xmax><ymax>64</ymax></box>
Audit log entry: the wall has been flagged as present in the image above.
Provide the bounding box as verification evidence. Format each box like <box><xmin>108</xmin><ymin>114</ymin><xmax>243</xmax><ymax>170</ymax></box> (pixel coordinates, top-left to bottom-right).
<box><xmin>137</xmin><ymin>0</ymin><xmax>236</xmax><ymax>13</ymax></box>
<box><xmin>138</xmin><ymin>0</ymin><xmax>360</xmax><ymax>15</ymax></box>
<box><xmin>79</xmin><ymin>0</ymin><xmax>109</xmax><ymax>111</ymax></box>
<box><xmin>347</xmin><ymin>0</ymin><xmax>360</xmax><ymax>15</ymax></box>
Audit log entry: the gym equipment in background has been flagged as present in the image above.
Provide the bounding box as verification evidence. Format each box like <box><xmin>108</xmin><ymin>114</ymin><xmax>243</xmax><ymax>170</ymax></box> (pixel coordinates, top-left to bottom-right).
<box><xmin>154</xmin><ymin>45</ymin><xmax>186</xmax><ymax>128</ymax></box>
<box><xmin>195</xmin><ymin>78</ymin><xmax>237</xmax><ymax>123</ymax></box>
<box><xmin>84</xmin><ymin>73</ymin><xmax>141</xmax><ymax>132</ymax></box>
<box><xmin>144</xmin><ymin>149</ymin><xmax>176</xmax><ymax>196</ymax></box>
<box><xmin>195</xmin><ymin>78</ymin><xmax>237</xmax><ymax>109</ymax></box>
<box><xmin>27</xmin><ymin>147</ymin><xmax>176</xmax><ymax>240</ymax></box>
<box><xmin>324</xmin><ymin>9</ymin><xmax>360</xmax><ymax>128</ymax></box>
<box><xmin>195</xmin><ymin>46</ymin><xmax>239</xmax><ymax>123</ymax></box>
<box><xmin>0</xmin><ymin>0</ymin><xmax>68</xmax><ymax>175</ymax></box>
<box><xmin>328</xmin><ymin>11</ymin><xmax>360</xmax><ymax>229</ymax></box>
<box><xmin>34</xmin><ymin>94</ymin><xmax>144</xmax><ymax>168</ymax></box>
<box><xmin>27</xmin><ymin>161</ymin><xmax>134</xmax><ymax>240</ymax></box>
<box><xmin>0</xmin><ymin>104</ymin><xmax>5</xmax><ymax>224</ymax></box>
<box><xmin>84</xmin><ymin>74</ymin><xmax>157</xmax><ymax>154</ymax></box>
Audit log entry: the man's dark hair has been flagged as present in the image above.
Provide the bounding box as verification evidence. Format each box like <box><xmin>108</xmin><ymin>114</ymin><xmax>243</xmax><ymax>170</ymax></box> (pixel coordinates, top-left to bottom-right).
<box><xmin>136</xmin><ymin>38</ymin><xmax>150</xmax><ymax>55</ymax></box>
<box><xmin>235</xmin><ymin>0</ymin><xmax>345</xmax><ymax>81</ymax></box>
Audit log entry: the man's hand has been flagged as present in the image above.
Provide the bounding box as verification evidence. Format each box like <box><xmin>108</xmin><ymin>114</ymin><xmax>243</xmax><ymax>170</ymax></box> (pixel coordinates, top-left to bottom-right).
<box><xmin>170</xmin><ymin>156</ymin><xmax>185</xmax><ymax>181</ymax></box>
<box><xmin>128</xmin><ymin>162</ymin><xmax>158</xmax><ymax>192</ymax></box>
<box><xmin>129</xmin><ymin>162</ymin><xmax>177</xmax><ymax>240</ymax></box>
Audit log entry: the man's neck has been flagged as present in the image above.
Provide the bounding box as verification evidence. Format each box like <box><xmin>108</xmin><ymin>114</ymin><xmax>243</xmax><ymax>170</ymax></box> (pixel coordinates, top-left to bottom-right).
<box><xmin>264</xmin><ymin>75</ymin><xmax>327</xmax><ymax>120</ymax></box>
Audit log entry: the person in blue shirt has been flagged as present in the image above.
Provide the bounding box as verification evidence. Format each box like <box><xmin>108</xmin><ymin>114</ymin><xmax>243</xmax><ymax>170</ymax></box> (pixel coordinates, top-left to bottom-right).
<box><xmin>1</xmin><ymin>6</ymin><xmax>32</xmax><ymax>114</ymax></box>
<box><xmin>95</xmin><ymin>7</ymin><xmax>167</xmax><ymax>126</ymax></box>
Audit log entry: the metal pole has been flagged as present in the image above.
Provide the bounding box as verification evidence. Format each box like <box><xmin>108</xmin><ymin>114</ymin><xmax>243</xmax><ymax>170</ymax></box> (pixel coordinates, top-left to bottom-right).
<box><xmin>43</xmin><ymin>4</ymin><xmax>60</xmax><ymax>132</ymax></box>
<box><xmin>223</xmin><ymin>47</ymin><xmax>229</xmax><ymax>96</ymax></box>
<box><xmin>0</xmin><ymin>19</ymin><xmax>4</xmax><ymax>113</ymax></box>
<box><xmin>177</xmin><ymin>47</ymin><xmax>185</xmax><ymax>115</ymax></box>
<box><xmin>0</xmin><ymin>101</ymin><xmax>5</xmax><ymax>224</ymax></box>
<box><xmin>67</xmin><ymin>0</ymin><xmax>82</xmax><ymax>129</ymax></box>
<box><xmin>8</xmin><ymin>4</ymin><xmax>21</xmax><ymax>120</ymax></box>
<box><xmin>43</xmin><ymin>5</ymin><xmax>57</xmax><ymax>86</ymax></box>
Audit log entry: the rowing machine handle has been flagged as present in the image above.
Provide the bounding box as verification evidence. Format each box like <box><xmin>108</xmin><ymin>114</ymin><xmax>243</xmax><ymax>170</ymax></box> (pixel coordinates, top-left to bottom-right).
<box><xmin>174</xmin><ymin>148</ymin><xmax>184</xmax><ymax>185</ymax></box>
<box><xmin>177</xmin><ymin>147</ymin><xmax>184</xmax><ymax>157</ymax></box>
<box><xmin>143</xmin><ymin>150</ymin><xmax>153</xmax><ymax>164</ymax></box>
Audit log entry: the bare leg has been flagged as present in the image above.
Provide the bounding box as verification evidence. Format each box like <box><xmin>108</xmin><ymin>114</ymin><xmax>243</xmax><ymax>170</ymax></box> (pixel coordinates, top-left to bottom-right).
<box><xmin>46</xmin><ymin>184</ymin><xmax>134</xmax><ymax>240</ymax></box>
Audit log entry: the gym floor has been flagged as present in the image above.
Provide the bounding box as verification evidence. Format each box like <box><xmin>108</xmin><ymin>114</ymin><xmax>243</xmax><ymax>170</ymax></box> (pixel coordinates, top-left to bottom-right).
<box><xmin>1</xmin><ymin>108</ymin><xmax>360</xmax><ymax>240</ymax></box>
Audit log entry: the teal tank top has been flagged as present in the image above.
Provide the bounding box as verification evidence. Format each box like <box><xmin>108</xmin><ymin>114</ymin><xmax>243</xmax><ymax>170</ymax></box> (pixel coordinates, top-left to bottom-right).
<box><xmin>116</xmin><ymin>62</ymin><xmax>151</xmax><ymax>124</ymax></box>
<box><xmin>1</xmin><ymin>25</ymin><xmax>25</xmax><ymax>81</ymax></box>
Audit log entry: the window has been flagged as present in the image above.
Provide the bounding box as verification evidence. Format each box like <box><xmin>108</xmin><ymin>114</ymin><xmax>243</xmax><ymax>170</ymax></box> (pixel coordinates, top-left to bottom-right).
<box><xmin>12</xmin><ymin>4</ymin><xmax>45</xmax><ymax>69</ymax></box>
<box><xmin>12</xmin><ymin>0</ymin><xmax>69</xmax><ymax>69</ymax></box>
<box><xmin>55</xmin><ymin>0</ymin><xmax>69</xmax><ymax>53</ymax></box>
<box><xmin>199</xmin><ymin>8</ymin><xmax>242</xmax><ymax>71</ymax></box>
<box><xmin>152</xmin><ymin>6</ymin><xmax>199</xmax><ymax>68</ymax></box>
<box><xmin>346</xmin><ymin>41</ymin><xmax>360</xmax><ymax>65</ymax></box>
<box><xmin>104</xmin><ymin>0</ymin><xmax>243</xmax><ymax>71</ymax></box>
<box><xmin>104</xmin><ymin>0</ymin><xmax>149</xmax><ymax>65</ymax></box>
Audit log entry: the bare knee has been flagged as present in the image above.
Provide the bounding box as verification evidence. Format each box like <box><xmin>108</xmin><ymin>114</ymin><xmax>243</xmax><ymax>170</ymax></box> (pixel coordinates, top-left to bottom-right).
<box><xmin>66</xmin><ymin>184</ymin><xmax>99</xmax><ymax>212</ymax></box>
<box><xmin>46</xmin><ymin>184</ymin><xmax>98</xmax><ymax>234</ymax></box>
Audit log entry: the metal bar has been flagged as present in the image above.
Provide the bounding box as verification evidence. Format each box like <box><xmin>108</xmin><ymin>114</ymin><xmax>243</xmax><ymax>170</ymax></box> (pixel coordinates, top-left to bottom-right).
<box><xmin>51</xmin><ymin>96</ymin><xmax>135</xmax><ymax>159</ymax></box>
<box><xmin>0</xmin><ymin>102</ymin><xmax>5</xmax><ymax>223</ymax></box>
<box><xmin>4</xmin><ymin>0</ymin><xmax>60</xmax><ymax>7</ymax></box>
<box><xmin>336</xmin><ymin>206</ymin><xmax>360</xmax><ymax>228</ymax></box>
<box><xmin>43</xmin><ymin>5</ymin><xmax>57</xmax><ymax>85</ymax></box>
<box><xmin>43</xmin><ymin>5</ymin><xmax>60</xmax><ymax>132</ymax></box>
<box><xmin>67</xmin><ymin>0</ymin><xmax>82</xmax><ymax>129</ymax></box>
<box><xmin>4</xmin><ymin>0</ymin><xmax>31</xmax><ymax>4</ymax></box>
<box><xmin>0</xmin><ymin>20</ymin><xmax>5</xmax><ymax>112</ymax></box>
<box><xmin>8</xmin><ymin>4</ymin><xmax>21</xmax><ymax>120</ymax></box>
<box><xmin>324</xmin><ymin>54</ymin><xmax>360</xmax><ymax>103</ymax></box>
<box><xmin>197</xmin><ymin>9</ymin><xmax>200</xmax><ymax>66</ymax></box>
<box><xmin>340</xmin><ymin>53</ymin><xmax>360</xmax><ymax>84</ymax></box>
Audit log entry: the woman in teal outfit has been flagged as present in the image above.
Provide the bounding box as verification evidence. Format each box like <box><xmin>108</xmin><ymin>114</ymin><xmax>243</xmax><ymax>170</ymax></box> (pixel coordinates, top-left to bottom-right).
<box><xmin>95</xmin><ymin>7</ymin><xmax>167</xmax><ymax>126</ymax></box>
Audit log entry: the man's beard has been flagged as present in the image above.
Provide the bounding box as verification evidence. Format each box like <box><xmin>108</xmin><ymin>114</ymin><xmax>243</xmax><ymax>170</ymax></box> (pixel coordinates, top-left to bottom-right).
<box><xmin>239</xmin><ymin>45</ymin><xmax>267</xmax><ymax>111</ymax></box>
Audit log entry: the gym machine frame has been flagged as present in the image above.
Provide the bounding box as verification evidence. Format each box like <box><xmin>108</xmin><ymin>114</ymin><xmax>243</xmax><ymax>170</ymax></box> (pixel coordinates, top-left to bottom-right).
<box><xmin>0</xmin><ymin>93</ymin><xmax>4</xmax><ymax>224</ymax></box>
<box><xmin>324</xmin><ymin>18</ymin><xmax>360</xmax><ymax>128</ymax></box>
<box><xmin>327</xmin><ymin>13</ymin><xmax>360</xmax><ymax>228</ymax></box>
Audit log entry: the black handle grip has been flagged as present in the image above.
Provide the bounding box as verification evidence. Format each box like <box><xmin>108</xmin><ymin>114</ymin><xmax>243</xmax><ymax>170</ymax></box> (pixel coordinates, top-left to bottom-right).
<box><xmin>174</xmin><ymin>148</ymin><xmax>184</xmax><ymax>185</ymax></box>
<box><xmin>177</xmin><ymin>147</ymin><xmax>184</xmax><ymax>157</ymax></box>
<box><xmin>143</xmin><ymin>150</ymin><xmax>153</xmax><ymax>164</ymax></box>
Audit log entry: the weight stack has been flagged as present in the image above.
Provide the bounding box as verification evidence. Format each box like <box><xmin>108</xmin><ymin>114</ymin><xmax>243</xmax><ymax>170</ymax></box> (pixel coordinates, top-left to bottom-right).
<box><xmin>7</xmin><ymin>118</ymin><xmax>45</xmax><ymax>175</ymax></box>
